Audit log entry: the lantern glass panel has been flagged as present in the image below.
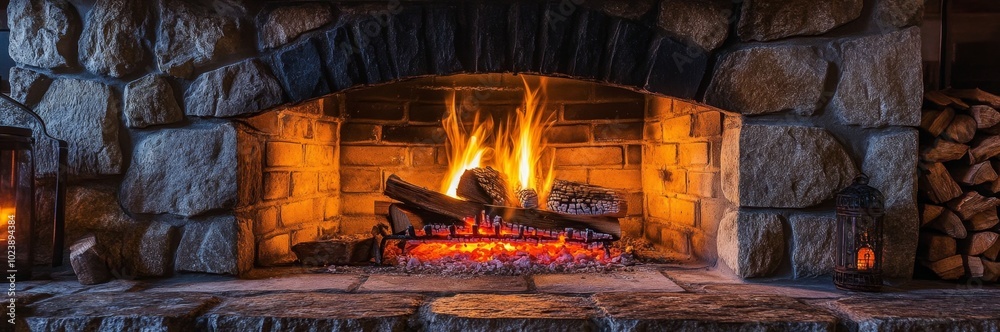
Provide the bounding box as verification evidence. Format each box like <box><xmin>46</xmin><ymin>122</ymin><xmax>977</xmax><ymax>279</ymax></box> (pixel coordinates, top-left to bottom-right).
<box><xmin>0</xmin><ymin>126</ymin><xmax>34</xmax><ymax>279</ymax></box>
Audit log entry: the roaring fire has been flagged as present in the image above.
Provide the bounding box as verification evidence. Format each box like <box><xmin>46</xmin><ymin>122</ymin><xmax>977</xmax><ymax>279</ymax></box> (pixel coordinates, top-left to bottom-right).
<box><xmin>441</xmin><ymin>93</ymin><xmax>495</xmax><ymax>197</ymax></box>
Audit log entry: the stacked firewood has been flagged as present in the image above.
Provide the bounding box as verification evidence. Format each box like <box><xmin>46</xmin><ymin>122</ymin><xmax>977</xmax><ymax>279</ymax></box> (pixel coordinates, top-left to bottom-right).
<box><xmin>919</xmin><ymin>88</ymin><xmax>1000</xmax><ymax>282</ymax></box>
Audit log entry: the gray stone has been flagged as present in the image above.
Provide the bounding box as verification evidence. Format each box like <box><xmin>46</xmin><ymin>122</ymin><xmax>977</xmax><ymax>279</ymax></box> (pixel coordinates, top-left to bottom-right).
<box><xmin>175</xmin><ymin>216</ymin><xmax>252</xmax><ymax>275</ymax></box>
<box><xmin>823</xmin><ymin>295</ymin><xmax>1000</xmax><ymax>331</ymax></box>
<box><xmin>123</xmin><ymin>74</ymin><xmax>184</xmax><ymax>128</ymax></box>
<box><xmin>875</xmin><ymin>0</ymin><xmax>924</xmax><ymax>29</ymax></box>
<box><xmin>790</xmin><ymin>213</ymin><xmax>837</xmax><ymax>278</ymax></box>
<box><xmin>156</xmin><ymin>0</ymin><xmax>247</xmax><ymax>78</ymax></box>
<box><xmin>200</xmin><ymin>293</ymin><xmax>419</xmax><ymax>331</ymax></box>
<box><xmin>424</xmin><ymin>294</ymin><xmax>598</xmax><ymax>331</ymax></box>
<box><xmin>121</xmin><ymin>123</ymin><xmax>237</xmax><ymax>216</ymax></box>
<box><xmin>8</xmin><ymin>0</ymin><xmax>79</xmax><ymax>68</ymax></box>
<box><xmin>662</xmin><ymin>268</ymin><xmax>743</xmax><ymax>285</ymax></box>
<box><xmin>863</xmin><ymin>129</ymin><xmax>919</xmax><ymax>280</ymax></box>
<box><xmin>595</xmin><ymin>293</ymin><xmax>837</xmax><ymax>331</ymax></box>
<box><xmin>593</xmin><ymin>0</ymin><xmax>656</xmax><ymax>20</ymax></box>
<box><xmin>9</xmin><ymin>66</ymin><xmax>52</xmax><ymax>107</ymax></box>
<box><xmin>184</xmin><ymin>59</ymin><xmax>284</xmax><ymax>117</ymax></box>
<box><xmin>148</xmin><ymin>274</ymin><xmax>361</xmax><ymax>294</ymax></box>
<box><xmin>24</xmin><ymin>293</ymin><xmax>219</xmax><ymax>331</ymax></box>
<box><xmin>657</xmin><ymin>0</ymin><xmax>731</xmax><ymax>51</ymax></box>
<box><xmin>360</xmin><ymin>275</ymin><xmax>527</xmax><ymax>293</ymax></box>
<box><xmin>717</xmin><ymin>210</ymin><xmax>785</xmax><ymax>278</ymax></box>
<box><xmin>22</xmin><ymin>279</ymin><xmax>144</xmax><ymax>296</ymax></box>
<box><xmin>79</xmin><ymin>0</ymin><xmax>150</xmax><ymax>77</ymax></box>
<box><xmin>738</xmin><ymin>0</ymin><xmax>863</xmax><ymax>41</ymax></box>
<box><xmin>834</xmin><ymin>27</ymin><xmax>923</xmax><ymax>128</ymax></box>
<box><xmin>533</xmin><ymin>271</ymin><xmax>685</xmax><ymax>294</ymax></box>
<box><xmin>259</xmin><ymin>3</ymin><xmax>334</xmax><ymax>49</ymax></box>
<box><xmin>702</xmin><ymin>283</ymin><xmax>846</xmax><ymax>299</ymax></box>
<box><xmin>705</xmin><ymin>45</ymin><xmax>828</xmax><ymax>115</ymax></box>
<box><xmin>722</xmin><ymin>122</ymin><xmax>858</xmax><ymax>208</ymax></box>
<box><xmin>66</xmin><ymin>185</ymin><xmax>133</xmax><ymax>240</ymax></box>
<box><xmin>35</xmin><ymin>78</ymin><xmax>122</xmax><ymax>177</ymax></box>
<box><xmin>126</xmin><ymin>221</ymin><xmax>177</xmax><ymax>278</ymax></box>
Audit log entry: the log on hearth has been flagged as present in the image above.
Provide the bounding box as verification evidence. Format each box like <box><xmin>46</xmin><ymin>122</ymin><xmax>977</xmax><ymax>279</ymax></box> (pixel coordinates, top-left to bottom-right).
<box><xmin>456</xmin><ymin>167</ymin><xmax>515</xmax><ymax>206</ymax></box>
<box><xmin>70</xmin><ymin>235</ymin><xmax>112</xmax><ymax>285</ymax></box>
<box><xmin>384</xmin><ymin>174</ymin><xmax>621</xmax><ymax>238</ymax></box>
<box><xmin>546</xmin><ymin>180</ymin><xmax>628</xmax><ymax>217</ymax></box>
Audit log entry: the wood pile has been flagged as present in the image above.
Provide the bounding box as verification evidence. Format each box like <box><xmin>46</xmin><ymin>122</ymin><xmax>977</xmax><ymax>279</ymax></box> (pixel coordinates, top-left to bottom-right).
<box><xmin>919</xmin><ymin>89</ymin><xmax>1000</xmax><ymax>282</ymax></box>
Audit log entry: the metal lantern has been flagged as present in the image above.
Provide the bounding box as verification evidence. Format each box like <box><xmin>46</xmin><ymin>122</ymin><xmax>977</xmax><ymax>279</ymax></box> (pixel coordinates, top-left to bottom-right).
<box><xmin>0</xmin><ymin>94</ymin><xmax>68</xmax><ymax>280</ymax></box>
<box><xmin>834</xmin><ymin>174</ymin><xmax>884</xmax><ymax>292</ymax></box>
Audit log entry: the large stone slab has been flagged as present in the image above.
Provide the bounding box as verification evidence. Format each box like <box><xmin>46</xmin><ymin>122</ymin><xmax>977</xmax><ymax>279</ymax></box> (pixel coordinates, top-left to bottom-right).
<box><xmin>823</xmin><ymin>295</ymin><xmax>1000</xmax><ymax>331</ymax></box>
<box><xmin>359</xmin><ymin>275</ymin><xmax>527</xmax><ymax>293</ymax></box>
<box><xmin>722</xmin><ymin>122</ymin><xmax>858</xmax><ymax>208</ymax></box>
<box><xmin>34</xmin><ymin>78</ymin><xmax>123</xmax><ymax>177</ymax></box>
<box><xmin>66</xmin><ymin>185</ymin><xmax>133</xmax><ymax>236</ymax></box>
<box><xmin>24</xmin><ymin>293</ymin><xmax>219</xmax><ymax>331</ymax></box>
<box><xmin>199</xmin><ymin>293</ymin><xmax>421</xmax><ymax>331</ymax></box>
<box><xmin>705</xmin><ymin>45</ymin><xmax>828</xmax><ymax>116</ymax></box>
<box><xmin>738</xmin><ymin>0</ymin><xmax>862</xmax><ymax>41</ymax></box>
<box><xmin>156</xmin><ymin>0</ymin><xmax>247</xmax><ymax>78</ymax></box>
<box><xmin>875</xmin><ymin>0</ymin><xmax>924</xmax><ymax>29</ymax></box>
<box><xmin>717</xmin><ymin>210</ymin><xmax>785</xmax><ymax>278</ymax></box>
<box><xmin>259</xmin><ymin>3</ymin><xmax>334</xmax><ymax>49</ymax></box>
<box><xmin>9</xmin><ymin>66</ymin><xmax>51</xmax><ymax>107</ymax></box>
<box><xmin>533</xmin><ymin>271</ymin><xmax>684</xmax><ymax>294</ymax></box>
<box><xmin>863</xmin><ymin>129</ymin><xmax>919</xmax><ymax>280</ymax></box>
<box><xmin>124</xmin><ymin>74</ymin><xmax>184</xmax><ymax>128</ymax></box>
<box><xmin>184</xmin><ymin>59</ymin><xmax>284</xmax><ymax>117</ymax></box>
<box><xmin>79</xmin><ymin>0</ymin><xmax>150</xmax><ymax>77</ymax></box>
<box><xmin>121</xmin><ymin>123</ymin><xmax>237</xmax><ymax>216</ymax></box>
<box><xmin>595</xmin><ymin>293</ymin><xmax>837</xmax><ymax>331</ymax></box>
<box><xmin>833</xmin><ymin>28</ymin><xmax>923</xmax><ymax>128</ymax></box>
<box><xmin>424</xmin><ymin>294</ymin><xmax>598</xmax><ymax>331</ymax></box>
<box><xmin>790</xmin><ymin>213</ymin><xmax>837</xmax><ymax>278</ymax></box>
<box><xmin>174</xmin><ymin>216</ymin><xmax>252</xmax><ymax>275</ymax></box>
<box><xmin>148</xmin><ymin>274</ymin><xmax>362</xmax><ymax>294</ymax></box>
<box><xmin>8</xmin><ymin>0</ymin><xmax>79</xmax><ymax>68</ymax></box>
<box><xmin>126</xmin><ymin>221</ymin><xmax>178</xmax><ymax>278</ymax></box>
<box><xmin>657</xmin><ymin>0</ymin><xmax>730</xmax><ymax>51</ymax></box>
<box><xmin>701</xmin><ymin>283</ymin><xmax>846</xmax><ymax>300</ymax></box>
<box><xmin>662</xmin><ymin>267</ymin><xmax>743</xmax><ymax>285</ymax></box>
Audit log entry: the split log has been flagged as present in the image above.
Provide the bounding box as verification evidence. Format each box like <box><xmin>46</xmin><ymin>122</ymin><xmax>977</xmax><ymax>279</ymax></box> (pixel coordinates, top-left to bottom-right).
<box><xmin>941</xmin><ymin>114</ymin><xmax>977</xmax><ymax>143</ymax></box>
<box><xmin>920</xmin><ymin>139</ymin><xmax>968</xmax><ymax>163</ymax></box>
<box><xmin>291</xmin><ymin>235</ymin><xmax>374</xmax><ymax>266</ymax></box>
<box><xmin>984</xmin><ymin>239</ymin><xmax>1000</xmax><ymax>261</ymax></box>
<box><xmin>920</xmin><ymin>108</ymin><xmax>955</xmax><ymax>137</ymax></box>
<box><xmin>384</xmin><ymin>174</ymin><xmax>621</xmax><ymax>238</ymax></box>
<box><xmin>546</xmin><ymin>179</ymin><xmax>627</xmax><ymax>217</ymax></box>
<box><xmin>920</xmin><ymin>163</ymin><xmax>963</xmax><ymax>203</ymax></box>
<box><xmin>516</xmin><ymin>188</ymin><xmax>539</xmax><ymax>209</ymax></box>
<box><xmin>952</xmin><ymin>161</ymin><xmax>998</xmax><ymax>186</ymax></box>
<box><xmin>983</xmin><ymin>259</ymin><xmax>1000</xmax><ymax>282</ymax></box>
<box><xmin>968</xmin><ymin>135</ymin><xmax>1000</xmax><ymax>164</ymax></box>
<box><xmin>970</xmin><ymin>105</ymin><xmax>1000</xmax><ymax>129</ymax></box>
<box><xmin>69</xmin><ymin>235</ymin><xmax>112</xmax><ymax>285</ymax></box>
<box><xmin>967</xmin><ymin>208</ymin><xmax>1000</xmax><ymax>231</ymax></box>
<box><xmin>926</xmin><ymin>210</ymin><xmax>968</xmax><ymax>239</ymax></box>
<box><xmin>918</xmin><ymin>232</ymin><xmax>958</xmax><ymax>262</ymax></box>
<box><xmin>926</xmin><ymin>90</ymin><xmax>969</xmax><ymax>109</ymax></box>
<box><xmin>982</xmin><ymin>123</ymin><xmax>1000</xmax><ymax>135</ymax></box>
<box><xmin>945</xmin><ymin>88</ymin><xmax>1000</xmax><ymax>109</ymax></box>
<box><xmin>962</xmin><ymin>231</ymin><xmax>999</xmax><ymax>256</ymax></box>
<box><xmin>921</xmin><ymin>204</ymin><xmax>945</xmax><ymax>226</ymax></box>
<box><xmin>965</xmin><ymin>256</ymin><xmax>985</xmax><ymax>279</ymax></box>
<box><xmin>925</xmin><ymin>254</ymin><xmax>966</xmax><ymax>280</ymax></box>
<box><xmin>456</xmin><ymin>167</ymin><xmax>514</xmax><ymax>206</ymax></box>
<box><xmin>947</xmin><ymin>191</ymin><xmax>1000</xmax><ymax>219</ymax></box>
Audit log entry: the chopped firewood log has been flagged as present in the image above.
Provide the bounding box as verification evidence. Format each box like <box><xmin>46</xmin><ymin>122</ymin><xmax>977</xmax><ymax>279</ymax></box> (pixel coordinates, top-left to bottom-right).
<box><xmin>920</xmin><ymin>139</ymin><xmax>969</xmax><ymax>163</ymax></box>
<box><xmin>70</xmin><ymin>235</ymin><xmax>112</xmax><ymax>285</ymax></box>
<box><xmin>947</xmin><ymin>191</ymin><xmax>1000</xmax><ymax>219</ymax></box>
<box><xmin>919</xmin><ymin>232</ymin><xmax>958</xmax><ymax>262</ymax></box>
<box><xmin>925</xmin><ymin>255</ymin><xmax>967</xmax><ymax>280</ymax></box>
<box><xmin>545</xmin><ymin>179</ymin><xmax>627</xmax><ymax>217</ymax></box>
<box><xmin>946</xmin><ymin>88</ymin><xmax>1000</xmax><ymax>109</ymax></box>
<box><xmin>983</xmin><ymin>259</ymin><xmax>1000</xmax><ymax>282</ymax></box>
<box><xmin>456</xmin><ymin>167</ymin><xmax>515</xmax><ymax>206</ymax></box>
<box><xmin>920</xmin><ymin>108</ymin><xmax>955</xmax><ymax>137</ymax></box>
<box><xmin>386</xmin><ymin>203</ymin><xmax>463</xmax><ymax>232</ymax></box>
<box><xmin>982</xmin><ymin>123</ymin><xmax>1000</xmax><ymax>135</ymax></box>
<box><xmin>516</xmin><ymin>188</ymin><xmax>539</xmax><ymax>209</ymax></box>
<box><xmin>291</xmin><ymin>235</ymin><xmax>374</xmax><ymax>266</ymax></box>
<box><xmin>926</xmin><ymin>210</ymin><xmax>968</xmax><ymax>239</ymax></box>
<box><xmin>952</xmin><ymin>161</ymin><xmax>998</xmax><ymax>186</ymax></box>
<box><xmin>941</xmin><ymin>114</ymin><xmax>977</xmax><ymax>143</ymax></box>
<box><xmin>967</xmin><ymin>208</ymin><xmax>1000</xmax><ymax>231</ymax></box>
<box><xmin>926</xmin><ymin>90</ymin><xmax>969</xmax><ymax>109</ymax></box>
<box><xmin>920</xmin><ymin>163</ymin><xmax>963</xmax><ymax>203</ymax></box>
<box><xmin>965</xmin><ymin>256</ymin><xmax>985</xmax><ymax>279</ymax></box>
<box><xmin>981</xmin><ymin>161</ymin><xmax>1000</xmax><ymax>194</ymax></box>
<box><xmin>921</xmin><ymin>204</ymin><xmax>945</xmax><ymax>226</ymax></box>
<box><xmin>969</xmin><ymin>136</ymin><xmax>1000</xmax><ymax>164</ymax></box>
<box><xmin>984</xmin><ymin>239</ymin><xmax>1000</xmax><ymax>261</ymax></box>
<box><xmin>962</xmin><ymin>231</ymin><xmax>999</xmax><ymax>256</ymax></box>
<box><xmin>970</xmin><ymin>105</ymin><xmax>1000</xmax><ymax>129</ymax></box>
<box><xmin>384</xmin><ymin>174</ymin><xmax>622</xmax><ymax>238</ymax></box>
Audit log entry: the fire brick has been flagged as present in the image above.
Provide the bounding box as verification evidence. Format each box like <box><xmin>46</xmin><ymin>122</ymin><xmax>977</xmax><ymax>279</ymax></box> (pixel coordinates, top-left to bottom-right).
<box><xmin>266</xmin><ymin>142</ymin><xmax>303</xmax><ymax>167</ymax></box>
<box><xmin>341</xmin><ymin>146</ymin><xmax>406</xmax><ymax>166</ymax></box>
<box><xmin>554</xmin><ymin>146</ymin><xmax>623</xmax><ymax>166</ymax></box>
<box><xmin>257</xmin><ymin>233</ymin><xmax>293</xmax><ymax>266</ymax></box>
<box><xmin>341</xmin><ymin>168</ymin><xmax>382</xmax><ymax>193</ymax></box>
<box><xmin>281</xmin><ymin>114</ymin><xmax>313</xmax><ymax>139</ymax></box>
<box><xmin>669</xmin><ymin>198</ymin><xmax>699</xmax><ymax>226</ymax></box>
<box><xmin>678</xmin><ymin>142</ymin><xmax>710</xmax><ymax>166</ymax></box>
<box><xmin>281</xmin><ymin>199</ymin><xmax>318</xmax><ymax>226</ymax></box>
<box><xmin>589</xmin><ymin>169</ymin><xmax>642</xmax><ymax>190</ymax></box>
<box><xmin>595</xmin><ymin>123</ymin><xmax>643</xmax><ymax>142</ymax></box>
<box><xmin>304</xmin><ymin>145</ymin><xmax>335</xmax><ymax>167</ymax></box>
<box><xmin>691</xmin><ymin>111</ymin><xmax>722</xmax><ymax>137</ymax></box>
<box><xmin>340</xmin><ymin>123</ymin><xmax>380</xmax><ymax>142</ymax></box>
<box><xmin>263</xmin><ymin>172</ymin><xmax>290</xmax><ymax>200</ymax></box>
<box><xmin>290</xmin><ymin>172</ymin><xmax>318</xmax><ymax>197</ymax></box>
<box><xmin>411</xmin><ymin>147</ymin><xmax>438</xmax><ymax>167</ymax></box>
<box><xmin>645</xmin><ymin>144</ymin><xmax>677</xmax><ymax>166</ymax></box>
<box><xmin>314</xmin><ymin>121</ymin><xmax>339</xmax><ymax>142</ymax></box>
<box><xmin>291</xmin><ymin>226</ymin><xmax>320</xmax><ymax>246</ymax></box>
<box><xmin>661</xmin><ymin>115</ymin><xmax>693</xmax><ymax>141</ymax></box>
<box><xmin>563</xmin><ymin>100</ymin><xmax>644</xmax><ymax>121</ymax></box>
<box><xmin>688</xmin><ymin>171</ymin><xmax>720</xmax><ymax>198</ymax></box>
<box><xmin>254</xmin><ymin>206</ymin><xmax>279</xmax><ymax>236</ymax></box>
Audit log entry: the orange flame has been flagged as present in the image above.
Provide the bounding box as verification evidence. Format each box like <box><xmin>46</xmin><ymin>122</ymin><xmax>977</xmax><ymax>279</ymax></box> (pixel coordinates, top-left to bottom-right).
<box><xmin>441</xmin><ymin>92</ymin><xmax>494</xmax><ymax>197</ymax></box>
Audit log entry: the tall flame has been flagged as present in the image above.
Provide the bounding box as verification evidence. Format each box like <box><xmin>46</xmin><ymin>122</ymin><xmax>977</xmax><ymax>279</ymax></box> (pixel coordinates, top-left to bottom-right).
<box><xmin>441</xmin><ymin>92</ymin><xmax>494</xmax><ymax>197</ymax></box>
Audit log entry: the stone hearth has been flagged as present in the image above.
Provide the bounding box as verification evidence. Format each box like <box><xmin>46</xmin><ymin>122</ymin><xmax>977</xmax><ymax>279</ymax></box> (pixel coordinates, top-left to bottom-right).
<box><xmin>2</xmin><ymin>0</ymin><xmax>922</xmax><ymax>282</ymax></box>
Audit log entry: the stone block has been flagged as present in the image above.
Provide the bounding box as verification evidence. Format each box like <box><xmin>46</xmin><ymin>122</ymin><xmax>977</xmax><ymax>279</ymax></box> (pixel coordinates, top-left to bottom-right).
<box><xmin>875</xmin><ymin>0</ymin><xmax>924</xmax><ymax>29</ymax></box>
<box><xmin>705</xmin><ymin>45</ymin><xmax>828</xmax><ymax>116</ymax></box>
<box><xmin>80</xmin><ymin>0</ymin><xmax>150</xmax><ymax>77</ymax></box>
<box><xmin>270</xmin><ymin>40</ymin><xmax>330</xmax><ymax>103</ymax></box>
<box><xmin>789</xmin><ymin>213</ymin><xmax>837</xmax><ymax>278</ymax></box>
<box><xmin>717</xmin><ymin>209</ymin><xmax>785</xmax><ymax>278</ymax></box>
<box><xmin>34</xmin><ymin>78</ymin><xmax>122</xmax><ymax>177</ymax></box>
<box><xmin>9</xmin><ymin>0</ymin><xmax>79</xmax><ymax>68</ymax></box>
<box><xmin>185</xmin><ymin>58</ymin><xmax>284</xmax><ymax>117</ymax></box>
<box><xmin>862</xmin><ymin>129</ymin><xmax>919</xmax><ymax>279</ymax></box>
<box><xmin>175</xmin><ymin>216</ymin><xmax>252</xmax><ymax>275</ymax></box>
<box><xmin>124</xmin><ymin>74</ymin><xmax>183</xmax><ymax>128</ymax></box>
<box><xmin>259</xmin><ymin>3</ymin><xmax>333</xmax><ymax>49</ymax></box>
<box><xmin>738</xmin><ymin>0</ymin><xmax>862</xmax><ymax>41</ymax></box>
<box><xmin>9</xmin><ymin>66</ymin><xmax>52</xmax><ymax>107</ymax></box>
<box><xmin>156</xmin><ymin>0</ymin><xmax>247</xmax><ymax>78</ymax></box>
<box><xmin>833</xmin><ymin>27</ymin><xmax>922</xmax><ymax>128</ymax></box>
<box><xmin>657</xmin><ymin>0</ymin><xmax>730</xmax><ymax>51</ymax></box>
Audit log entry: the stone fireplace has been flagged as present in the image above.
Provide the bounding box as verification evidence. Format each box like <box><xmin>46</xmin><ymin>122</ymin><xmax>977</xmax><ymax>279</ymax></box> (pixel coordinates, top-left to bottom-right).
<box><xmin>3</xmin><ymin>0</ymin><xmax>922</xmax><ymax>282</ymax></box>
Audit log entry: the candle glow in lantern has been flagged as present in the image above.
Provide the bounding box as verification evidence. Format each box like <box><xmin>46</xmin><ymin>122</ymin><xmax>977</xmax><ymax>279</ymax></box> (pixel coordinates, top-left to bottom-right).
<box><xmin>834</xmin><ymin>174</ymin><xmax>884</xmax><ymax>292</ymax></box>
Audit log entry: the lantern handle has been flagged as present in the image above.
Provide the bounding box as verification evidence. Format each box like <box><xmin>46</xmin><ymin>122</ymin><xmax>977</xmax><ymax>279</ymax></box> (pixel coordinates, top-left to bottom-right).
<box><xmin>855</xmin><ymin>173</ymin><xmax>869</xmax><ymax>185</ymax></box>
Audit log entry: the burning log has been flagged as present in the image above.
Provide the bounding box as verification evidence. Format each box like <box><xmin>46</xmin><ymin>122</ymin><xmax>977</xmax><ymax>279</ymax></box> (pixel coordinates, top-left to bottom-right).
<box><xmin>384</xmin><ymin>174</ymin><xmax>621</xmax><ymax>238</ymax></box>
<box><xmin>516</xmin><ymin>188</ymin><xmax>539</xmax><ymax>209</ymax></box>
<box><xmin>545</xmin><ymin>180</ymin><xmax>627</xmax><ymax>217</ymax></box>
<box><xmin>456</xmin><ymin>167</ymin><xmax>515</xmax><ymax>206</ymax></box>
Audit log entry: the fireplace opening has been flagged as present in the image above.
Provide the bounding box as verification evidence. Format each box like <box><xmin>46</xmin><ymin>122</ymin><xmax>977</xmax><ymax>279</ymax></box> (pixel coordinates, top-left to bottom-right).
<box><xmin>238</xmin><ymin>73</ymin><xmax>726</xmax><ymax>272</ymax></box>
